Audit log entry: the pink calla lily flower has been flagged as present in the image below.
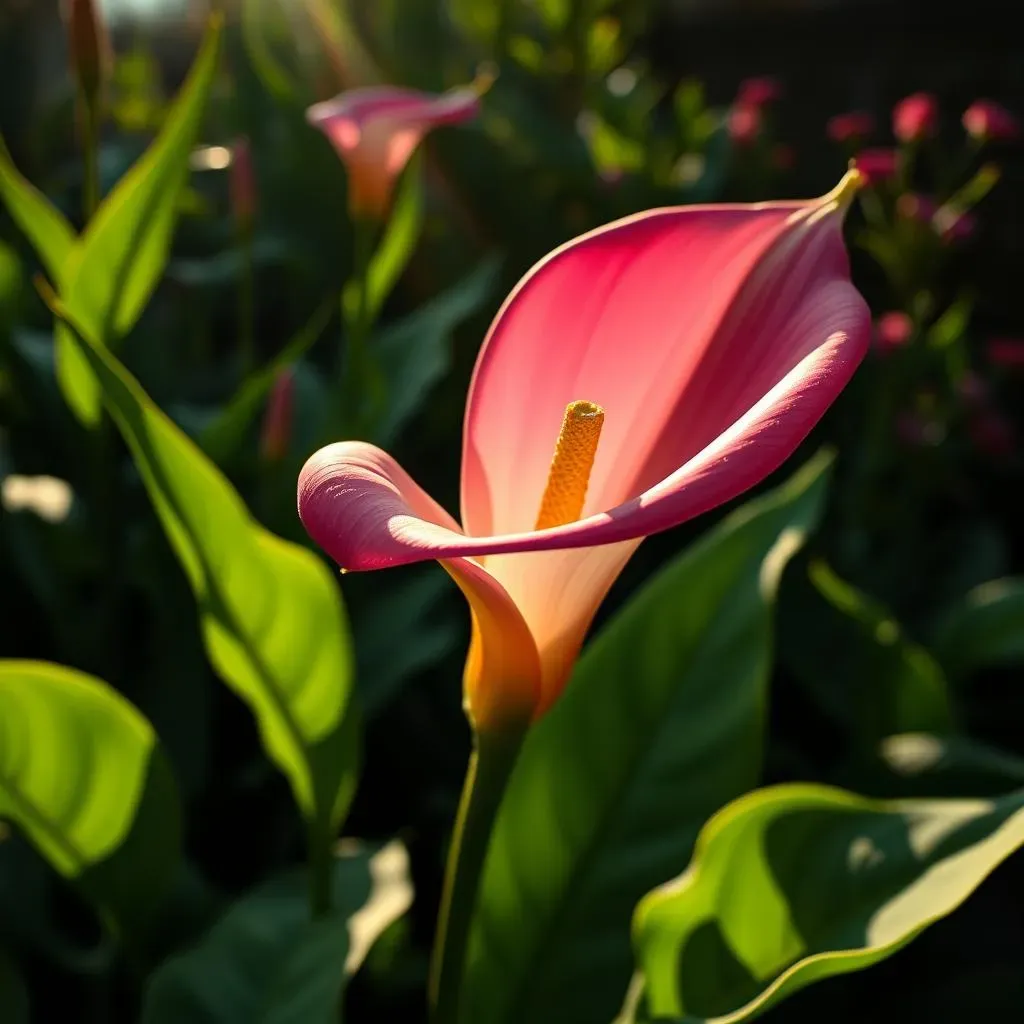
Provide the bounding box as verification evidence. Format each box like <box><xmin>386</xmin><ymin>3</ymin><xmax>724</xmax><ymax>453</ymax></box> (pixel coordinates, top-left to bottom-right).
<box><xmin>307</xmin><ymin>84</ymin><xmax>482</xmax><ymax>218</ymax></box>
<box><xmin>299</xmin><ymin>172</ymin><xmax>871</xmax><ymax>731</ymax></box>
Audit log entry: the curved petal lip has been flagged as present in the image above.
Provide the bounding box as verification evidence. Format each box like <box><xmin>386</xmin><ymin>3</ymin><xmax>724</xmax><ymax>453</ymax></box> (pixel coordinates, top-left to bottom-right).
<box><xmin>306</xmin><ymin>86</ymin><xmax>481</xmax><ymax>135</ymax></box>
<box><xmin>299</xmin><ymin>320</ymin><xmax>868</xmax><ymax>572</ymax></box>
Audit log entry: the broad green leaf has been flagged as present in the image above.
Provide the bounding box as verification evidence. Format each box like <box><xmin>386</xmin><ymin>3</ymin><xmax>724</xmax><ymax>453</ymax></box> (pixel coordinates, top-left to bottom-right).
<box><xmin>56</xmin><ymin>17</ymin><xmax>222</xmax><ymax>425</ymax></box>
<box><xmin>0</xmin><ymin>950</ymin><xmax>29</xmax><ymax>1024</ymax></box>
<box><xmin>624</xmin><ymin>782</ymin><xmax>1024</xmax><ymax>1023</ymax></box>
<box><xmin>926</xmin><ymin>292</ymin><xmax>974</xmax><ymax>350</ymax></box>
<box><xmin>372</xmin><ymin>256</ymin><xmax>499</xmax><ymax>446</ymax></box>
<box><xmin>461</xmin><ymin>453</ymin><xmax>833</xmax><ymax>1024</ymax></box>
<box><xmin>45</xmin><ymin>292</ymin><xmax>358</xmax><ymax>844</ymax></box>
<box><xmin>343</xmin><ymin>159</ymin><xmax>425</xmax><ymax>331</ymax></box>
<box><xmin>932</xmin><ymin>577</ymin><xmax>1024</xmax><ymax>679</ymax></box>
<box><xmin>142</xmin><ymin>849</ymin><xmax>372</xmax><ymax>1024</ymax></box>
<box><xmin>199</xmin><ymin>295</ymin><xmax>335</xmax><ymax>463</ymax></box>
<box><xmin>780</xmin><ymin>559</ymin><xmax>954</xmax><ymax>750</ymax></box>
<box><xmin>0</xmin><ymin>660</ymin><xmax>180</xmax><ymax>936</ymax></box>
<box><xmin>0</xmin><ymin>137</ymin><xmax>76</xmax><ymax>284</ymax></box>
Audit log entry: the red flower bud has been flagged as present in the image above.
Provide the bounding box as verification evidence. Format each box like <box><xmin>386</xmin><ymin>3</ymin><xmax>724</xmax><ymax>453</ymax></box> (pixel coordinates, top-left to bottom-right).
<box><xmin>875</xmin><ymin>311</ymin><xmax>913</xmax><ymax>352</ymax></box>
<box><xmin>261</xmin><ymin>370</ymin><xmax>295</xmax><ymax>461</ymax></box>
<box><xmin>61</xmin><ymin>0</ymin><xmax>111</xmax><ymax>108</ymax></box>
<box><xmin>963</xmin><ymin>100</ymin><xmax>1020</xmax><ymax>142</ymax></box>
<box><xmin>854</xmin><ymin>148</ymin><xmax>899</xmax><ymax>186</ymax></box>
<box><xmin>827</xmin><ymin>111</ymin><xmax>874</xmax><ymax>144</ymax></box>
<box><xmin>230</xmin><ymin>138</ymin><xmax>257</xmax><ymax>229</ymax></box>
<box><xmin>728</xmin><ymin>104</ymin><xmax>761</xmax><ymax>146</ymax></box>
<box><xmin>893</xmin><ymin>92</ymin><xmax>939</xmax><ymax>143</ymax></box>
<box><xmin>987</xmin><ymin>338</ymin><xmax>1024</xmax><ymax>368</ymax></box>
<box><xmin>736</xmin><ymin>77</ymin><xmax>781</xmax><ymax>108</ymax></box>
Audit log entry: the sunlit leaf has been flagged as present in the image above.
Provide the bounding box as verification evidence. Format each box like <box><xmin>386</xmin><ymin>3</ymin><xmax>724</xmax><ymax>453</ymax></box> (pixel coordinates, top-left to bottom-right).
<box><xmin>933</xmin><ymin>577</ymin><xmax>1024</xmax><ymax>679</ymax></box>
<box><xmin>461</xmin><ymin>454</ymin><xmax>832</xmax><ymax>1024</ymax></box>
<box><xmin>142</xmin><ymin>849</ymin><xmax>373</xmax><ymax>1024</ymax></box>
<box><xmin>0</xmin><ymin>660</ymin><xmax>180</xmax><ymax>936</ymax></box>
<box><xmin>624</xmin><ymin>783</ymin><xmax>1024</xmax><ymax>1023</ymax></box>
<box><xmin>0</xmin><ymin>138</ymin><xmax>76</xmax><ymax>284</ymax></box>
<box><xmin>55</xmin><ymin>17</ymin><xmax>222</xmax><ymax>425</ymax></box>
<box><xmin>43</xmin><ymin>290</ymin><xmax>359</xmax><ymax>850</ymax></box>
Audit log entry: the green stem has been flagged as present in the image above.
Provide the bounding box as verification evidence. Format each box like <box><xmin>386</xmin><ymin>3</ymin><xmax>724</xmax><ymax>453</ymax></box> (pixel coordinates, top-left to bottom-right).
<box><xmin>307</xmin><ymin>813</ymin><xmax>334</xmax><ymax>919</ymax></box>
<box><xmin>430</xmin><ymin>726</ymin><xmax>527</xmax><ymax>1024</ymax></box>
<box><xmin>342</xmin><ymin>216</ymin><xmax>377</xmax><ymax>433</ymax></box>
<box><xmin>238</xmin><ymin>222</ymin><xmax>255</xmax><ymax>374</ymax></box>
<box><xmin>81</xmin><ymin>99</ymin><xmax>100</xmax><ymax>221</ymax></box>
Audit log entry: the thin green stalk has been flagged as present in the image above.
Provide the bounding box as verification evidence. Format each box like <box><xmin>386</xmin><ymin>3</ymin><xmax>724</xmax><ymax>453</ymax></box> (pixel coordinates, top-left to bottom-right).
<box><xmin>307</xmin><ymin>812</ymin><xmax>334</xmax><ymax>919</ymax></box>
<box><xmin>80</xmin><ymin>100</ymin><xmax>100</xmax><ymax>221</ymax></box>
<box><xmin>342</xmin><ymin>215</ymin><xmax>376</xmax><ymax>432</ymax></box>
<box><xmin>430</xmin><ymin>725</ymin><xmax>527</xmax><ymax>1024</ymax></box>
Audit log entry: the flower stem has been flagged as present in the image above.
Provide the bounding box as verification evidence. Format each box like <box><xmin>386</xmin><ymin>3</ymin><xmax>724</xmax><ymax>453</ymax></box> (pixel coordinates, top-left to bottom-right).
<box><xmin>81</xmin><ymin>99</ymin><xmax>100</xmax><ymax>221</ymax></box>
<box><xmin>430</xmin><ymin>725</ymin><xmax>526</xmax><ymax>1024</ymax></box>
<box><xmin>307</xmin><ymin>812</ymin><xmax>334</xmax><ymax>920</ymax></box>
<box><xmin>342</xmin><ymin>215</ymin><xmax>375</xmax><ymax>432</ymax></box>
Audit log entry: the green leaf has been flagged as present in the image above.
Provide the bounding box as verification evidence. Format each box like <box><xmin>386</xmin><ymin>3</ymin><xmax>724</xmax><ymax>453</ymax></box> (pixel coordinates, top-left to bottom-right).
<box><xmin>199</xmin><ymin>296</ymin><xmax>335</xmax><ymax>464</ymax></box>
<box><xmin>55</xmin><ymin>17</ymin><xmax>222</xmax><ymax>425</ymax></box>
<box><xmin>781</xmin><ymin>559</ymin><xmax>954</xmax><ymax>750</ymax></box>
<box><xmin>0</xmin><ymin>949</ymin><xmax>30</xmax><ymax>1024</ymax></box>
<box><xmin>240</xmin><ymin>0</ymin><xmax>298</xmax><ymax>102</ymax></box>
<box><xmin>372</xmin><ymin>256</ymin><xmax>499</xmax><ymax>446</ymax></box>
<box><xmin>44</xmin><ymin>290</ymin><xmax>359</xmax><ymax>843</ymax></box>
<box><xmin>142</xmin><ymin>849</ymin><xmax>373</xmax><ymax>1024</ymax></box>
<box><xmin>0</xmin><ymin>138</ymin><xmax>76</xmax><ymax>284</ymax></box>
<box><xmin>343</xmin><ymin>159</ymin><xmax>425</xmax><ymax>332</ymax></box>
<box><xmin>926</xmin><ymin>292</ymin><xmax>974</xmax><ymax>350</ymax></box>
<box><xmin>624</xmin><ymin>782</ymin><xmax>1024</xmax><ymax>1023</ymax></box>
<box><xmin>461</xmin><ymin>453</ymin><xmax>833</xmax><ymax>1024</ymax></box>
<box><xmin>0</xmin><ymin>660</ymin><xmax>180</xmax><ymax>936</ymax></box>
<box><xmin>932</xmin><ymin>577</ymin><xmax>1024</xmax><ymax>679</ymax></box>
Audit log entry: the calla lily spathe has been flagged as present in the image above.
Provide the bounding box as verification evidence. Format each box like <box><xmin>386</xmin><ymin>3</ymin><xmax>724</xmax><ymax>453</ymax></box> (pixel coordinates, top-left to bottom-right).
<box><xmin>306</xmin><ymin>84</ymin><xmax>481</xmax><ymax>218</ymax></box>
<box><xmin>299</xmin><ymin>172</ymin><xmax>871</xmax><ymax>731</ymax></box>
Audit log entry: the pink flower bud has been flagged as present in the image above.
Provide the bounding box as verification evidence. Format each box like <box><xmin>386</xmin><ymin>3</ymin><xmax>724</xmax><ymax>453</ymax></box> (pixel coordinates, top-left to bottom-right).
<box><xmin>963</xmin><ymin>100</ymin><xmax>1020</xmax><ymax>142</ymax></box>
<box><xmin>875</xmin><ymin>311</ymin><xmax>914</xmax><ymax>352</ymax></box>
<box><xmin>728</xmin><ymin>103</ymin><xmax>761</xmax><ymax>146</ymax></box>
<box><xmin>854</xmin><ymin>148</ymin><xmax>899</xmax><ymax>186</ymax></box>
<box><xmin>893</xmin><ymin>92</ymin><xmax>939</xmax><ymax>143</ymax></box>
<box><xmin>827</xmin><ymin>111</ymin><xmax>875</xmax><ymax>144</ymax></box>
<box><xmin>736</xmin><ymin>77</ymin><xmax>782</xmax><ymax>108</ymax></box>
<box><xmin>61</xmin><ymin>0</ymin><xmax>111</xmax><ymax>107</ymax></box>
<box><xmin>230</xmin><ymin>138</ymin><xmax>256</xmax><ymax>229</ymax></box>
<box><xmin>261</xmin><ymin>370</ymin><xmax>295</xmax><ymax>461</ymax></box>
<box><xmin>987</xmin><ymin>338</ymin><xmax>1024</xmax><ymax>368</ymax></box>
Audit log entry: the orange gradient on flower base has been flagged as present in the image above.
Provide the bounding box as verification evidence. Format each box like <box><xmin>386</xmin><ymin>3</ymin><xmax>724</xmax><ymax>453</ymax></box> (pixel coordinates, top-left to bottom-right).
<box><xmin>299</xmin><ymin>172</ymin><xmax>871</xmax><ymax>732</ymax></box>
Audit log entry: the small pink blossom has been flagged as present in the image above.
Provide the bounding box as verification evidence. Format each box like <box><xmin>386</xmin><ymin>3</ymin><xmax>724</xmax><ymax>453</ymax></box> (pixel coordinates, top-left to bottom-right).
<box><xmin>728</xmin><ymin>103</ymin><xmax>762</xmax><ymax>146</ymax></box>
<box><xmin>230</xmin><ymin>138</ymin><xmax>256</xmax><ymax>228</ymax></box>
<box><xmin>307</xmin><ymin>83</ymin><xmax>482</xmax><ymax>218</ymax></box>
<box><xmin>737</xmin><ymin>77</ymin><xmax>782</xmax><ymax>108</ymax></box>
<box><xmin>963</xmin><ymin>100</ymin><xmax>1020</xmax><ymax>142</ymax></box>
<box><xmin>893</xmin><ymin>92</ymin><xmax>939</xmax><ymax>142</ymax></box>
<box><xmin>875</xmin><ymin>311</ymin><xmax>914</xmax><ymax>351</ymax></box>
<box><xmin>261</xmin><ymin>370</ymin><xmax>295</xmax><ymax>461</ymax></box>
<box><xmin>827</xmin><ymin>111</ymin><xmax>874</xmax><ymax>144</ymax></box>
<box><xmin>854</xmin><ymin>148</ymin><xmax>899</xmax><ymax>186</ymax></box>
<box><xmin>987</xmin><ymin>338</ymin><xmax>1024</xmax><ymax>368</ymax></box>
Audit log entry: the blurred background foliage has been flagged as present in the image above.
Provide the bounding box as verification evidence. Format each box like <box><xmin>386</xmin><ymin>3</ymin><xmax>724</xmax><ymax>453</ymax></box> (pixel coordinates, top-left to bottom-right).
<box><xmin>1</xmin><ymin>0</ymin><xmax>1023</xmax><ymax>1021</ymax></box>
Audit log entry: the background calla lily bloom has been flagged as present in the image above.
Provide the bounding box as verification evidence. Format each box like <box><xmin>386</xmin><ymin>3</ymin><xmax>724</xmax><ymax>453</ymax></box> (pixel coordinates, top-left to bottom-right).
<box><xmin>306</xmin><ymin>84</ymin><xmax>481</xmax><ymax>218</ymax></box>
<box><xmin>299</xmin><ymin>172</ymin><xmax>871</xmax><ymax>731</ymax></box>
